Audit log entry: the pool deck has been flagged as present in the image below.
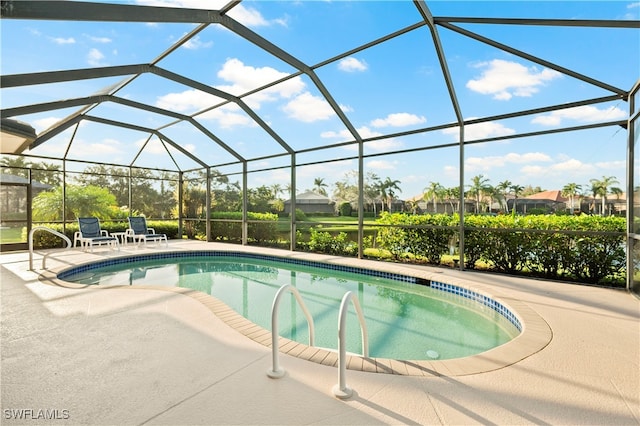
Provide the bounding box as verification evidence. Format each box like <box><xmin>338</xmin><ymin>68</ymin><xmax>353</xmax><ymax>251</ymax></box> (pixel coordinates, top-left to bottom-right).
<box><xmin>1</xmin><ymin>240</ymin><xmax>639</xmax><ymax>425</ymax></box>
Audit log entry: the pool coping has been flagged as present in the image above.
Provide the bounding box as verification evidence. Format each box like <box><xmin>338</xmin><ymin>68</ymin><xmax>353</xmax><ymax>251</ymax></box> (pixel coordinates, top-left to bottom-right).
<box><xmin>38</xmin><ymin>247</ymin><xmax>553</xmax><ymax>377</ymax></box>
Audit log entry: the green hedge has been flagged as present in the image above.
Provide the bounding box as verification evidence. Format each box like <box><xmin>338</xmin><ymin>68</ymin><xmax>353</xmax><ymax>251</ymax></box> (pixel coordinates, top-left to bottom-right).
<box><xmin>376</xmin><ymin>213</ymin><xmax>626</xmax><ymax>285</ymax></box>
<box><xmin>26</xmin><ymin>220</ymin><xmax>180</xmax><ymax>249</ymax></box>
<box><xmin>210</xmin><ymin>212</ymin><xmax>279</xmax><ymax>244</ymax></box>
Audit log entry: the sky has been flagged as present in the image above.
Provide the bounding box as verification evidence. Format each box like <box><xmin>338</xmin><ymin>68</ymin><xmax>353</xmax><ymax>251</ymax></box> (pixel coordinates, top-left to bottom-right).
<box><xmin>1</xmin><ymin>0</ymin><xmax>639</xmax><ymax>199</ymax></box>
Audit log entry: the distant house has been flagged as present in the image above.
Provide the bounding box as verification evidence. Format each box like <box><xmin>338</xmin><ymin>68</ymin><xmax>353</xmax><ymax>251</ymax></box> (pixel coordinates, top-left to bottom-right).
<box><xmin>508</xmin><ymin>190</ymin><xmax>567</xmax><ymax>214</ymax></box>
<box><xmin>1</xmin><ymin>173</ymin><xmax>52</xmax><ymax>221</ymax></box>
<box><xmin>284</xmin><ymin>191</ymin><xmax>336</xmax><ymax>215</ymax></box>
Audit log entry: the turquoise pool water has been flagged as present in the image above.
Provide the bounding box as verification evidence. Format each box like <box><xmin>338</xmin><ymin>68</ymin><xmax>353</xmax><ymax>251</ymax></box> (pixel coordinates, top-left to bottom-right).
<box><xmin>60</xmin><ymin>253</ymin><xmax>520</xmax><ymax>360</ymax></box>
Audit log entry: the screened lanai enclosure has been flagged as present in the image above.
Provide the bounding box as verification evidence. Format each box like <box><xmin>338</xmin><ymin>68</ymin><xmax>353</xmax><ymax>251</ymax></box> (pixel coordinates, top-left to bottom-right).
<box><xmin>1</xmin><ymin>1</ymin><xmax>639</xmax><ymax>293</ymax></box>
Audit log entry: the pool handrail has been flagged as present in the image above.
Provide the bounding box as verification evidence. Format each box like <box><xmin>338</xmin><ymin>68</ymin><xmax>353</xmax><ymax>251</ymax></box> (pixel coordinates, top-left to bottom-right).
<box><xmin>333</xmin><ymin>290</ymin><xmax>369</xmax><ymax>399</ymax></box>
<box><xmin>267</xmin><ymin>284</ymin><xmax>315</xmax><ymax>379</ymax></box>
<box><xmin>29</xmin><ymin>226</ymin><xmax>72</xmax><ymax>270</ymax></box>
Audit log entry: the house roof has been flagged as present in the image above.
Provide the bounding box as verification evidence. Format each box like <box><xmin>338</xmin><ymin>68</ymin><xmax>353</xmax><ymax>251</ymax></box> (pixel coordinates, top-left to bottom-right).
<box><xmin>285</xmin><ymin>191</ymin><xmax>334</xmax><ymax>204</ymax></box>
<box><xmin>521</xmin><ymin>190</ymin><xmax>567</xmax><ymax>202</ymax></box>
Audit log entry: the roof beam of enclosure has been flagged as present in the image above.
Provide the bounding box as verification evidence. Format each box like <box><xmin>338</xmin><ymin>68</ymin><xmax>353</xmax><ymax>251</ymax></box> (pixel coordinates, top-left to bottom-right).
<box><xmin>413</xmin><ymin>0</ymin><xmax>463</xmax><ymax>124</ymax></box>
<box><xmin>438</xmin><ymin>21</ymin><xmax>628</xmax><ymax>96</ymax></box>
<box><xmin>155</xmin><ymin>132</ymin><xmax>208</xmax><ymax>170</ymax></box>
<box><xmin>434</xmin><ymin>16</ymin><xmax>640</xmax><ymax>29</ymax></box>
<box><xmin>216</xmin><ymin>14</ymin><xmax>363</xmax><ymax>143</ymax></box>
<box><xmin>0</xmin><ymin>1</ymin><xmax>226</xmax><ymax>23</ymax></box>
<box><xmin>30</xmin><ymin>115</ymin><xmax>83</xmax><ymax>148</ymax></box>
<box><xmin>150</xmin><ymin>66</ymin><xmax>294</xmax><ymax>155</ymax></box>
<box><xmin>0</xmin><ymin>64</ymin><xmax>149</xmax><ymax>88</ymax></box>
<box><xmin>2</xmin><ymin>94</ymin><xmax>246</xmax><ymax>162</ymax></box>
<box><xmin>78</xmin><ymin>115</ymin><xmax>208</xmax><ymax>169</ymax></box>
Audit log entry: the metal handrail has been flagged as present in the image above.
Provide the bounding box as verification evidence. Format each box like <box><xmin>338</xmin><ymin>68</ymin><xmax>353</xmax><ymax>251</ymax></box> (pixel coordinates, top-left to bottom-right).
<box><xmin>333</xmin><ymin>290</ymin><xmax>369</xmax><ymax>400</ymax></box>
<box><xmin>267</xmin><ymin>284</ymin><xmax>315</xmax><ymax>379</ymax></box>
<box><xmin>29</xmin><ymin>226</ymin><xmax>72</xmax><ymax>270</ymax></box>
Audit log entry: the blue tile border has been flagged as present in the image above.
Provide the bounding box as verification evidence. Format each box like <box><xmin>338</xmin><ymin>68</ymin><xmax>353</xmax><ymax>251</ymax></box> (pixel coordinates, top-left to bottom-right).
<box><xmin>57</xmin><ymin>250</ymin><xmax>521</xmax><ymax>332</ymax></box>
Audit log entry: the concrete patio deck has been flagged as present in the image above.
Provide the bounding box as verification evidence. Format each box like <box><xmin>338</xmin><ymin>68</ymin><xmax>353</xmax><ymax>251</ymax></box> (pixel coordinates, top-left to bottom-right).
<box><xmin>1</xmin><ymin>240</ymin><xmax>639</xmax><ymax>425</ymax></box>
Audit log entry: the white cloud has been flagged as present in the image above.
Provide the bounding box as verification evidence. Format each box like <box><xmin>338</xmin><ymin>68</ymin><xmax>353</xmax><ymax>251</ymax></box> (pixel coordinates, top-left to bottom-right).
<box><xmin>282</xmin><ymin>92</ymin><xmax>334</xmax><ymax>122</ymax></box>
<box><xmin>465</xmin><ymin>152</ymin><xmax>551</xmax><ymax>172</ymax></box>
<box><xmin>442</xmin><ymin>120</ymin><xmax>516</xmax><ymax>141</ymax></box>
<box><xmin>338</xmin><ymin>57</ymin><xmax>368</xmax><ymax>72</ymax></box>
<box><xmin>87</xmin><ymin>48</ymin><xmax>106</xmax><ymax>66</ymax></box>
<box><xmin>68</xmin><ymin>138</ymin><xmax>124</xmax><ymax>157</ymax></box>
<box><xmin>531</xmin><ymin>105</ymin><xmax>627</xmax><ymax>126</ymax></box>
<box><xmin>370</xmin><ymin>113</ymin><xmax>426</xmax><ymax>128</ymax></box>
<box><xmin>156</xmin><ymin>89</ymin><xmax>224</xmax><ymax>112</ymax></box>
<box><xmin>594</xmin><ymin>160</ymin><xmax>625</xmax><ymax>170</ymax></box>
<box><xmin>87</xmin><ymin>35</ymin><xmax>112</xmax><ymax>43</ymax></box>
<box><xmin>199</xmin><ymin>104</ymin><xmax>256</xmax><ymax>128</ymax></box>
<box><xmin>366</xmin><ymin>159</ymin><xmax>397</xmax><ymax>170</ymax></box>
<box><xmin>466</xmin><ymin>59</ymin><xmax>562</xmax><ymax>100</ymax></box>
<box><xmin>321</xmin><ymin>126</ymin><xmax>403</xmax><ymax>152</ymax></box>
<box><xmin>321</xmin><ymin>126</ymin><xmax>382</xmax><ymax>141</ymax></box>
<box><xmin>51</xmin><ymin>37</ymin><xmax>75</xmax><ymax>45</ymax></box>
<box><xmin>155</xmin><ymin>58</ymin><xmax>306</xmax><ymax>126</ymax></box>
<box><xmin>32</xmin><ymin>117</ymin><xmax>63</xmax><ymax>133</ymax></box>
<box><xmin>217</xmin><ymin>58</ymin><xmax>304</xmax><ymax>99</ymax></box>
<box><xmin>182</xmin><ymin>35</ymin><xmax>213</xmax><ymax>50</ymax></box>
<box><xmin>365</xmin><ymin>138</ymin><xmax>403</xmax><ymax>152</ymax></box>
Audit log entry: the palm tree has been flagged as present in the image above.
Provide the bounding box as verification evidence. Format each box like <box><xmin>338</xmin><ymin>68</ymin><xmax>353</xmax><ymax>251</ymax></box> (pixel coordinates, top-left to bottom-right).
<box><xmin>561</xmin><ymin>182</ymin><xmax>582</xmax><ymax>213</ymax></box>
<box><xmin>467</xmin><ymin>174</ymin><xmax>490</xmax><ymax>213</ymax></box>
<box><xmin>443</xmin><ymin>186</ymin><xmax>459</xmax><ymax>213</ymax></box>
<box><xmin>496</xmin><ymin>180</ymin><xmax>512</xmax><ymax>212</ymax></box>
<box><xmin>589</xmin><ymin>176</ymin><xmax>620</xmax><ymax>215</ymax></box>
<box><xmin>270</xmin><ymin>183</ymin><xmax>283</xmax><ymax>200</ymax></box>
<box><xmin>0</xmin><ymin>155</ymin><xmax>31</xmax><ymax>178</ymax></box>
<box><xmin>510</xmin><ymin>184</ymin><xmax>524</xmax><ymax>214</ymax></box>
<box><xmin>313</xmin><ymin>177</ymin><xmax>328</xmax><ymax>196</ymax></box>
<box><xmin>423</xmin><ymin>181</ymin><xmax>444</xmax><ymax>213</ymax></box>
<box><xmin>381</xmin><ymin>177</ymin><xmax>402</xmax><ymax>212</ymax></box>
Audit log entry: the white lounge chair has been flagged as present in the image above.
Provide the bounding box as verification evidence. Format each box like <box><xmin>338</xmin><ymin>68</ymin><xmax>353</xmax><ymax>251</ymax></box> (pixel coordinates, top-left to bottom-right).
<box><xmin>76</xmin><ymin>217</ymin><xmax>119</xmax><ymax>252</ymax></box>
<box><xmin>127</xmin><ymin>216</ymin><xmax>168</xmax><ymax>248</ymax></box>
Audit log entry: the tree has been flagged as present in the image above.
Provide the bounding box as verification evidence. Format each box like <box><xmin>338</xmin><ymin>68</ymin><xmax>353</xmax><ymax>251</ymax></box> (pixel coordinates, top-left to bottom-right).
<box><xmin>332</xmin><ymin>171</ymin><xmax>359</xmax><ymax>210</ymax></box>
<box><xmin>423</xmin><ymin>181</ymin><xmax>444</xmax><ymax>213</ymax></box>
<box><xmin>496</xmin><ymin>180</ymin><xmax>512</xmax><ymax>212</ymax></box>
<box><xmin>270</xmin><ymin>184</ymin><xmax>283</xmax><ymax>199</ymax></box>
<box><xmin>467</xmin><ymin>174</ymin><xmax>490</xmax><ymax>213</ymax></box>
<box><xmin>443</xmin><ymin>186</ymin><xmax>460</xmax><ymax>213</ymax></box>
<box><xmin>510</xmin><ymin>184</ymin><xmax>524</xmax><ymax>214</ymax></box>
<box><xmin>590</xmin><ymin>175</ymin><xmax>620</xmax><ymax>215</ymax></box>
<box><xmin>32</xmin><ymin>185</ymin><xmax>119</xmax><ymax>221</ymax></box>
<box><xmin>381</xmin><ymin>177</ymin><xmax>402</xmax><ymax>212</ymax></box>
<box><xmin>0</xmin><ymin>155</ymin><xmax>30</xmax><ymax>178</ymax></box>
<box><xmin>561</xmin><ymin>182</ymin><xmax>582</xmax><ymax>213</ymax></box>
<box><xmin>313</xmin><ymin>177</ymin><xmax>328</xmax><ymax>196</ymax></box>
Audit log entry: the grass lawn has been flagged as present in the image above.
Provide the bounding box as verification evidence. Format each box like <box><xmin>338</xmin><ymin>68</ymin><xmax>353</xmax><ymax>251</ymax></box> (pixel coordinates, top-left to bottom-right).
<box><xmin>0</xmin><ymin>227</ymin><xmax>24</xmax><ymax>244</ymax></box>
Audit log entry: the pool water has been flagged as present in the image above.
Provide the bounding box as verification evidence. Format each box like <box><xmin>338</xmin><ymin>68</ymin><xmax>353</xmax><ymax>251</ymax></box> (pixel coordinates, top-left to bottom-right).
<box><xmin>63</xmin><ymin>255</ymin><xmax>520</xmax><ymax>360</ymax></box>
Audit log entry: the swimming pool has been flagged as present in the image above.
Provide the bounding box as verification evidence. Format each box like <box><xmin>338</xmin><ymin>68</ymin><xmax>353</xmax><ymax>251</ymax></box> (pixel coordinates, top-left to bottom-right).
<box><xmin>58</xmin><ymin>251</ymin><xmax>521</xmax><ymax>361</ymax></box>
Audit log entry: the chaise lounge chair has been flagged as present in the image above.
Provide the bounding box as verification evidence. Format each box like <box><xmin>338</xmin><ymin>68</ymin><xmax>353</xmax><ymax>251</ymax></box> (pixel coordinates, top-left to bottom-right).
<box><xmin>76</xmin><ymin>217</ymin><xmax>119</xmax><ymax>252</ymax></box>
<box><xmin>127</xmin><ymin>216</ymin><xmax>168</xmax><ymax>248</ymax></box>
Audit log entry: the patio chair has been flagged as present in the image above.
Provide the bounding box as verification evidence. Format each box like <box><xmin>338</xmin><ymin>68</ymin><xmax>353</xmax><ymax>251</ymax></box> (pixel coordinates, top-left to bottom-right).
<box><xmin>127</xmin><ymin>216</ymin><xmax>168</xmax><ymax>248</ymax></box>
<box><xmin>76</xmin><ymin>217</ymin><xmax>119</xmax><ymax>252</ymax></box>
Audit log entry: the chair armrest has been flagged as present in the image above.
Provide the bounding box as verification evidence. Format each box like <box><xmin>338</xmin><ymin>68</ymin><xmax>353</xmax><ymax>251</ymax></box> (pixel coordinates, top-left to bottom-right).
<box><xmin>101</xmin><ymin>230</ymin><xmax>109</xmax><ymax>236</ymax></box>
<box><xmin>148</xmin><ymin>227</ymin><xmax>156</xmax><ymax>234</ymax></box>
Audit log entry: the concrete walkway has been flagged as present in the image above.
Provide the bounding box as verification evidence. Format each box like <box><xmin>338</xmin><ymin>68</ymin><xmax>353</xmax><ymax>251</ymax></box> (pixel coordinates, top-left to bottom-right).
<box><xmin>1</xmin><ymin>241</ymin><xmax>639</xmax><ymax>425</ymax></box>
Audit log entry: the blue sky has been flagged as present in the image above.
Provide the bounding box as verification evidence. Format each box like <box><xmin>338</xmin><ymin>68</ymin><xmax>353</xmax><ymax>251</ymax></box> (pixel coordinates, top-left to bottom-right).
<box><xmin>1</xmin><ymin>1</ymin><xmax>638</xmax><ymax>198</ymax></box>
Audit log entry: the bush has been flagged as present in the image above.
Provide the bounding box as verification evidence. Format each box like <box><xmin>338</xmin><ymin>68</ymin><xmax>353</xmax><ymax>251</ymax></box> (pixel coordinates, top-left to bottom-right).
<box><xmin>306</xmin><ymin>227</ymin><xmax>356</xmax><ymax>256</ymax></box>
<box><xmin>338</xmin><ymin>202</ymin><xmax>352</xmax><ymax>216</ymax></box>
<box><xmin>211</xmin><ymin>211</ymin><xmax>278</xmax><ymax>244</ymax></box>
<box><xmin>375</xmin><ymin>213</ymin><xmax>625</xmax><ymax>285</ymax></box>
